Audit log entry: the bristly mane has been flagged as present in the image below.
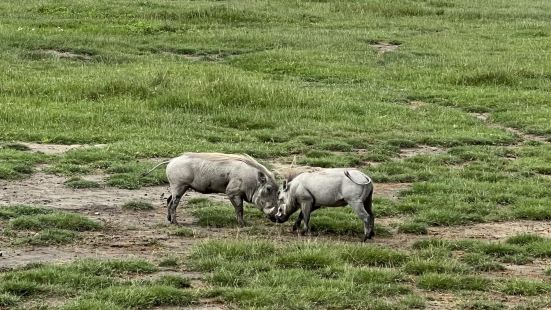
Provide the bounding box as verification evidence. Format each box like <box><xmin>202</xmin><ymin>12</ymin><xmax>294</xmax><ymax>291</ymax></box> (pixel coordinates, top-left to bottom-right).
<box><xmin>184</xmin><ymin>152</ymin><xmax>275</xmax><ymax>182</ymax></box>
<box><xmin>282</xmin><ymin>169</ymin><xmax>304</xmax><ymax>182</ymax></box>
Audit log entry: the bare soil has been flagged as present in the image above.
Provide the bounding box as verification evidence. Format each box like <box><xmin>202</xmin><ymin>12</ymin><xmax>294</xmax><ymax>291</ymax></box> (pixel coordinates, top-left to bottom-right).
<box><xmin>399</xmin><ymin>145</ymin><xmax>448</xmax><ymax>158</ymax></box>
<box><xmin>470</xmin><ymin>113</ymin><xmax>549</xmax><ymax>143</ymax></box>
<box><xmin>41</xmin><ymin>49</ymin><xmax>93</xmax><ymax>61</ymax></box>
<box><xmin>371</xmin><ymin>42</ymin><xmax>400</xmax><ymax>54</ymax></box>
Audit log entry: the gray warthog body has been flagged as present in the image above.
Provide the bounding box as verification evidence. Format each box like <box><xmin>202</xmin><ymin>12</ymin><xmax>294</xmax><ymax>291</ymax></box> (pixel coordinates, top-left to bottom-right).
<box><xmin>144</xmin><ymin>153</ymin><xmax>278</xmax><ymax>226</ymax></box>
<box><xmin>274</xmin><ymin>168</ymin><xmax>374</xmax><ymax>241</ymax></box>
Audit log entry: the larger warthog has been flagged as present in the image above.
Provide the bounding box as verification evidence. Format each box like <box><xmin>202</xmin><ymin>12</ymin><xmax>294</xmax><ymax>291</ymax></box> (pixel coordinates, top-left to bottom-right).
<box><xmin>273</xmin><ymin>168</ymin><xmax>374</xmax><ymax>241</ymax></box>
<box><xmin>143</xmin><ymin>153</ymin><xmax>278</xmax><ymax>226</ymax></box>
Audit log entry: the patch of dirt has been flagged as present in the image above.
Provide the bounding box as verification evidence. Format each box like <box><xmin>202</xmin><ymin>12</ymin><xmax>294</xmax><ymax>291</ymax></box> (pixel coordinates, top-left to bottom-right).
<box><xmin>12</xmin><ymin>142</ymin><xmax>107</xmax><ymax>155</ymax></box>
<box><xmin>375</xmin><ymin>182</ymin><xmax>412</xmax><ymax>200</ymax></box>
<box><xmin>421</xmin><ymin>291</ymin><xmax>457</xmax><ymax>310</ymax></box>
<box><xmin>161</xmin><ymin>51</ymin><xmax>224</xmax><ymax>62</ymax></box>
<box><xmin>470</xmin><ymin>113</ymin><xmax>549</xmax><ymax>143</ymax></box>
<box><xmin>0</xmin><ymin>171</ymin><xmax>228</xmax><ymax>269</ymax></box>
<box><xmin>17</xmin><ymin>142</ymin><xmax>83</xmax><ymax>154</ymax></box>
<box><xmin>498</xmin><ymin>259</ymin><xmax>551</xmax><ymax>280</ymax></box>
<box><xmin>399</xmin><ymin>145</ymin><xmax>448</xmax><ymax>158</ymax></box>
<box><xmin>472</xmin><ymin>112</ymin><xmax>490</xmax><ymax>121</ymax></box>
<box><xmin>41</xmin><ymin>49</ymin><xmax>93</xmax><ymax>61</ymax></box>
<box><xmin>407</xmin><ymin>100</ymin><xmax>426</xmax><ymax>110</ymax></box>
<box><xmin>371</xmin><ymin>41</ymin><xmax>400</xmax><ymax>54</ymax></box>
<box><xmin>0</xmin><ymin>172</ymin><xmax>167</xmax><ymax>209</ymax></box>
<box><xmin>429</xmin><ymin>220</ymin><xmax>551</xmax><ymax>240</ymax></box>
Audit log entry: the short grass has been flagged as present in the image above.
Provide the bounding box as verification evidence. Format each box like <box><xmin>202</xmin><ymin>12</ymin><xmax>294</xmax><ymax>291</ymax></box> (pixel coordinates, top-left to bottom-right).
<box><xmin>188</xmin><ymin>238</ymin><xmax>551</xmax><ymax>309</ymax></box>
<box><xmin>121</xmin><ymin>200</ymin><xmax>154</xmax><ymax>211</ymax></box>
<box><xmin>64</xmin><ymin>176</ymin><xmax>101</xmax><ymax>189</ymax></box>
<box><xmin>1</xmin><ymin>205</ymin><xmax>100</xmax><ymax>246</ymax></box>
<box><xmin>0</xmin><ymin>259</ymin><xmax>195</xmax><ymax>309</ymax></box>
<box><xmin>2</xmin><ymin>0</ymin><xmax>551</xmax><ymax>308</ymax></box>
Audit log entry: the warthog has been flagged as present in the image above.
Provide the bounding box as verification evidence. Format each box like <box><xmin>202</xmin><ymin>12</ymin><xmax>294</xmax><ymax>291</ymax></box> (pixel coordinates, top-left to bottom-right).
<box><xmin>143</xmin><ymin>153</ymin><xmax>278</xmax><ymax>226</ymax></box>
<box><xmin>272</xmin><ymin>168</ymin><xmax>374</xmax><ymax>241</ymax></box>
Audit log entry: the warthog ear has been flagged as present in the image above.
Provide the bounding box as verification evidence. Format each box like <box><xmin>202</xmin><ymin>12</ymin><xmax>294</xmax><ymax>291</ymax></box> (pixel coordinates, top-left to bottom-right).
<box><xmin>282</xmin><ymin>180</ymin><xmax>289</xmax><ymax>192</ymax></box>
<box><xmin>257</xmin><ymin>171</ymin><xmax>267</xmax><ymax>184</ymax></box>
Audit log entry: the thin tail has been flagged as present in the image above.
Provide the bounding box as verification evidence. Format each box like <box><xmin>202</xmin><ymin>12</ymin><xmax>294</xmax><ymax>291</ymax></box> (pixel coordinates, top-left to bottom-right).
<box><xmin>141</xmin><ymin>160</ymin><xmax>170</xmax><ymax>177</ymax></box>
<box><xmin>344</xmin><ymin>170</ymin><xmax>372</xmax><ymax>185</ymax></box>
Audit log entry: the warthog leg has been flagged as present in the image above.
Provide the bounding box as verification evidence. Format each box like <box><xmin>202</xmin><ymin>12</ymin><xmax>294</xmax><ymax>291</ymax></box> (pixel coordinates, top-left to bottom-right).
<box><xmin>168</xmin><ymin>185</ymin><xmax>189</xmax><ymax>224</ymax></box>
<box><xmin>300</xmin><ymin>201</ymin><xmax>314</xmax><ymax>236</ymax></box>
<box><xmin>349</xmin><ymin>200</ymin><xmax>372</xmax><ymax>242</ymax></box>
<box><xmin>229</xmin><ymin>196</ymin><xmax>245</xmax><ymax>227</ymax></box>
<box><xmin>292</xmin><ymin>212</ymin><xmax>303</xmax><ymax>232</ymax></box>
<box><xmin>226</xmin><ymin>179</ymin><xmax>245</xmax><ymax>227</ymax></box>
<box><xmin>363</xmin><ymin>189</ymin><xmax>375</xmax><ymax>239</ymax></box>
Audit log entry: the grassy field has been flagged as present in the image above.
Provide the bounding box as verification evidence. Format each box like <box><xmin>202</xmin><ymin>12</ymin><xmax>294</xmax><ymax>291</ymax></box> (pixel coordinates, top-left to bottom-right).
<box><xmin>1</xmin><ymin>0</ymin><xmax>551</xmax><ymax>309</ymax></box>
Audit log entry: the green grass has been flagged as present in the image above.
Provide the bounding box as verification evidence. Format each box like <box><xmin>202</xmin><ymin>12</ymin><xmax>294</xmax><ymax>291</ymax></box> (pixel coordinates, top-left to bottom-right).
<box><xmin>64</xmin><ymin>177</ymin><xmax>101</xmax><ymax>189</ymax></box>
<box><xmin>158</xmin><ymin>257</ymin><xmax>180</xmax><ymax>268</ymax></box>
<box><xmin>402</xmin><ymin>258</ymin><xmax>468</xmax><ymax>275</ymax></box>
<box><xmin>0</xmin><ymin>259</ymin><xmax>185</xmax><ymax>309</ymax></box>
<box><xmin>499</xmin><ymin>279</ymin><xmax>551</xmax><ymax>296</ymax></box>
<box><xmin>417</xmin><ymin>273</ymin><xmax>491</xmax><ymax>291</ymax></box>
<box><xmin>411</xmin><ymin>235</ymin><xmax>551</xmax><ymax>265</ymax></box>
<box><xmin>460</xmin><ymin>300</ymin><xmax>505</xmax><ymax>310</ymax></box>
<box><xmin>2</xmin><ymin>0</ymin><xmax>551</xmax><ymax>308</ymax></box>
<box><xmin>0</xmin><ymin>292</ymin><xmax>20</xmax><ymax>307</ymax></box>
<box><xmin>171</xmin><ymin>227</ymin><xmax>195</xmax><ymax>237</ymax></box>
<box><xmin>121</xmin><ymin>200</ymin><xmax>154</xmax><ymax>211</ymax></box>
<box><xmin>9</xmin><ymin>212</ymin><xmax>101</xmax><ymax>231</ymax></box>
<box><xmin>14</xmin><ymin>228</ymin><xmax>78</xmax><ymax>246</ymax></box>
<box><xmin>190</xmin><ymin>239</ymin><xmax>417</xmax><ymax>309</ymax></box>
<box><xmin>0</xmin><ymin>205</ymin><xmax>52</xmax><ymax>219</ymax></box>
<box><xmin>1</xmin><ymin>205</ymin><xmax>100</xmax><ymax>246</ymax></box>
<box><xmin>154</xmin><ymin>275</ymin><xmax>191</xmax><ymax>288</ymax></box>
<box><xmin>397</xmin><ymin>221</ymin><xmax>428</xmax><ymax>235</ymax></box>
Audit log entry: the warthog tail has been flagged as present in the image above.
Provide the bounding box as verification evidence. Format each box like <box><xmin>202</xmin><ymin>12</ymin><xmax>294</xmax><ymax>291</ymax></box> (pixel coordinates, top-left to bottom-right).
<box><xmin>344</xmin><ymin>170</ymin><xmax>372</xmax><ymax>185</ymax></box>
<box><xmin>141</xmin><ymin>160</ymin><xmax>170</xmax><ymax>177</ymax></box>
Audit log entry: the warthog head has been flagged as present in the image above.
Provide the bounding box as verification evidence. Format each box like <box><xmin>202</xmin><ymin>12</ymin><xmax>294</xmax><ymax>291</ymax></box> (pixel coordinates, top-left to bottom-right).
<box><xmin>252</xmin><ymin>172</ymin><xmax>279</xmax><ymax>220</ymax></box>
<box><xmin>271</xmin><ymin>179</ymin><xmax>297</xmax><ymax>223</ymax></box>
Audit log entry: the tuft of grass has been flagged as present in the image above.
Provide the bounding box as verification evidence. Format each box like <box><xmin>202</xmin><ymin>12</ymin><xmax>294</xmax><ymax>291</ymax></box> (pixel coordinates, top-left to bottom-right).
<box><xmin>403</xmin><ymin>258</ymin><xmax>468</xmax><ymax>275</ymax></box>
<box><xmin>0</xmin><ymin>205</ymin><xmax>52</xmax><ymax>219</ymax></box>
<box><xmin>462</xmin><ymin>253</ymin><xmax>505</xmax><ymax>272</ymax></box>
<box><xmin>0</xmin><ymin>292</ymin><xmax>20</xmax><ymax>307</ymax></box>
<box><xmin>92</xmin><ymin>285</ymin><xmax>195</xmax><ymax>308</ymax></box>
<box><xmin>2</xmin><ymin>143</ymin><xmax>31</xmax><ymax>151</ymax></box>
<box><xmin>0</xmin><ymin>280</ymin><xmax>41</xmax><ymax>297</ymax></box>
<box><xmin>275</xmin><ymin>247</ymin><xmax>338</xmax><ymax>270</ymax></box>
<box><xmin>64</xmin><ymin>177</ymin><xmax>101</xmax><ymax>189</ymax></box>
<box><xmin>171</xmin><ymin>227</ymin><xmax>195</xmax><ymax>237</ymax></box>
<box><xmin>121</xmin><ymin>200</ymin><xmax>154</xmax><ymax>211</ymax></box>
<box><xmin>460</xmin><ymin>300</ymin><xmax>505</xmax><ymax>310</ymax></box>
<box><xmin>339</xmin><ymin>245</ymin><xmax>408</xmax><ymax>267</ymax></box>
<box><xmin>158</xmin><ymin>257</ymin><xmax>179</xmax><ymax>268</ymax></box>
<box><xmin>398</xmin><ymin>221</ymin><xmax>428</xmax><ymax>235</ymax></box>
<box><xmin>499</xmin><ymin>279</ymin><xmax>551</xmax><ymax>296</ymax></box>
<box><xmin>417</xmin><ymin>273</ymin><xmax>491</xmax><ymax>291</ymax></box>
<box><xmin>71</xmin><ymin>259</ymin><xmax>158</xmax><ymax>276</ymax></box>
<box><xmin>500</xmin><ymin>254</ymin><xmax>534</xmax><ymax>265</ymax></box>
<box><xmin>60</xmin><ymin>299</ymin><xmax>124</xmax><ymax>310</ymax></box>
<box><xmin>14</xmin><ymin>228</ymin><xmax>78</xmax><ymax>246</ymax></box>
<box><xmin>154</xmin><ymin>275</ymin><xmax>191</xmax><ymax>288</ymax></box>
<box><xmin>191</xmin><ymin>240</ymin><xmax>275</xmax><ymax>265</ymax></box>
<box><xmin>190</xmin><ymin>200</ymin><xmax>264</xmax><ymax>228</ymax></box>
<box><xmin>506</xmin><ymin>233</ymin><xmax>546</xmax><ymax>245</ymax></box>
<box><xmin>9</xmin><ymin>212</ymin><xmax>101</xmax><ymax>231</ymax></box>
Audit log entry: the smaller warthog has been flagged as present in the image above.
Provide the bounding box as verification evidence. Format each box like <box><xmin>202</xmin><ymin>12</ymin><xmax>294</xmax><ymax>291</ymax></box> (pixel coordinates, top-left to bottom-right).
<box><xmin>143</xmin><ymin>152</ymin><xmax>278</xmax><ymax>226</ymax></box>
<box><xmin>273</xmin><ymin>168</ymin><xmax>374</xmax><ymax>241</ymax></box>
